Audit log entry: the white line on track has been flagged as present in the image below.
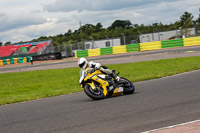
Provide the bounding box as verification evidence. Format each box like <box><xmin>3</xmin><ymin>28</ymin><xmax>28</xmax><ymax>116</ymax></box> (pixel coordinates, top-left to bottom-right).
<box><xmin>142</xmin><ymin>119</ymin><xmax>200</xmax><ymax>133</ymax></box>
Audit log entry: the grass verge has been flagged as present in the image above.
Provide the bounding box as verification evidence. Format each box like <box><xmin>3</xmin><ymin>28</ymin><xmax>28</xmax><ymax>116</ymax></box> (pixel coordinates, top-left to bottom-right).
<box><xmin>0</xmin><ymin>56</ymin><xmax>200</xmax><ymax>105</ymax></box>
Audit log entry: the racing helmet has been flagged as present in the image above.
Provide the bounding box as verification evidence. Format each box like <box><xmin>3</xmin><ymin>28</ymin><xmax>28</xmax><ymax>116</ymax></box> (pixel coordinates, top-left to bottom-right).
<box><xmin>78</xmin><ymin>57</ymin><xmax>88</xmax><ymax>69</ymax></box>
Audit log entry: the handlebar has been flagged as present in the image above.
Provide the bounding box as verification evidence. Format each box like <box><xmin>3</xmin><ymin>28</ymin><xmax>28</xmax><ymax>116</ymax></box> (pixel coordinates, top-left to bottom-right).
<box><xmin>89</xmin><ymin>68</ymin><xmax>97</xmax><ymax>74</ymax></box>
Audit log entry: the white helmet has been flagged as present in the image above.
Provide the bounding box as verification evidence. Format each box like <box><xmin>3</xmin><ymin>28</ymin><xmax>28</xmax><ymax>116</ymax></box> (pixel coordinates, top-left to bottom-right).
<box><xmin>78</xmin><ymin>57</ymin><xmax>88</xmax><ymax>69</ymax></box>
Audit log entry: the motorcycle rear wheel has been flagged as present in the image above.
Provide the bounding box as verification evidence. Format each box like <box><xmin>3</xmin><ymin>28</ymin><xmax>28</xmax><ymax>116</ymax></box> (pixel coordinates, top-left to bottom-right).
<box><xmin>84</xmin><ymin>84</ymin><xmax>104</xmax><ymax>100</ymax></box>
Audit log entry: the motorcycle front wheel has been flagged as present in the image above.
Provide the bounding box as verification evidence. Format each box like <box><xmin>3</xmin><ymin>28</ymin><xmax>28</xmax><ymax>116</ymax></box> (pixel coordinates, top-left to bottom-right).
<box><xmin>84</xmin><ymin>84</ymin><xmax>104</xmax><ymax>100</ymax></box>
<box><xmin>120</xmin><ymin>78</ymin><xmax>135</xmax><ymax>95</ymax></box>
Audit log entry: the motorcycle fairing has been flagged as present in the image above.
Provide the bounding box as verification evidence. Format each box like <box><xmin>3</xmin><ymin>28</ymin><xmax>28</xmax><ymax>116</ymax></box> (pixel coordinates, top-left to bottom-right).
<box><xmin>89</xmin><ymin>74</ymin><xmax>109</xmax><ymax>96</ymax></box>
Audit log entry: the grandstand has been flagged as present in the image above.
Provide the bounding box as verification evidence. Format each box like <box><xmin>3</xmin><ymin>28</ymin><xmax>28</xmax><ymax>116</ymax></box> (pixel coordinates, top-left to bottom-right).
<box><xmin>0</xmin><ymin>40</ymin><xmax>51</xmax><ymax>59</ymax></box>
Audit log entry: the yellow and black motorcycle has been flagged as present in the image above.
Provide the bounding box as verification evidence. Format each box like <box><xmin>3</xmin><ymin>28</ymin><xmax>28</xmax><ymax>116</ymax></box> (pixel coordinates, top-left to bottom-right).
<box><xmin>79</xmin><ymin>67</ymin><xmax>135</xmax><ymax>100</ymax></box>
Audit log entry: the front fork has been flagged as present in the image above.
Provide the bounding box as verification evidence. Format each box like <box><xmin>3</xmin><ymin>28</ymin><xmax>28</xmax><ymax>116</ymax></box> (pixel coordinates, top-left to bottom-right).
<box><xmin>87</xmin><ymin>81</ymin><xmax>108</xmax><ymax>96</ymax></box>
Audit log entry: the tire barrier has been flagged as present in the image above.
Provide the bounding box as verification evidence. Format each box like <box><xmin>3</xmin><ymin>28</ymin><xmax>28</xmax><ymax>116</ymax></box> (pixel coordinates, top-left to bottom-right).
<box><xmin>126</xmin><ymin>43</ymin><xmax>140</xmax><ymax>53</ymax></box>
<box><xmin>139</xmin><ymin>41</ymin><xmax>162</xmax><ymax>51</ymax></box>
<box><xmin>0</xmin><ymin>60</ymin><xmax>3</xmax><ymax>66</ymax></box>
<box><xmin>161</xmin><ymin>39</ymin><xmax>183</xmax><ymax>48</ymax></box>
<box><xmin>6</xmin><ymin>59</ymin><xmax>11</xmax><ymax>65</ymax></box>
<box><xmin>88</xmin><ymin>48</ymin><xmax>100</xmax><ymax>57</ymax></box>
<box><xmin>184</xmin><ymin>37</ymin><xmax>200</xmax><ymax>47</ymax></box>
<box><xmin>74</xmin><ymin>36</ymin><xmax>200</xmax><ymax>58</ymax></box>
<box><xmin>100</xmin><ymin>47</ymin><xmax>113</xmax><ymax>55</ymax></box>
<box><xmin>77</xmin><ymin>50</ymin><xmax>88</xmax><ymax>58</ymax></box>
<box><xmin>3</xmin><ymin>59</ymin><xmax>7</xmax><ymax>65</ymax></box>
<box><xmin>113</xmin><ymin>45</ymin><xmax>127</xmax><ymax>54</ymax></box>
<box><xmin>0</xmin><ymin>56</ymin><xmax>31</xmax><ymax>66</ymax></box>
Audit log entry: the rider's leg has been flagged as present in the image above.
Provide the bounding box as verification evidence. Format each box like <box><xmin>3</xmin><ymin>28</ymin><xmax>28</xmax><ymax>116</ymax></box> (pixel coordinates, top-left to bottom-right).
<box><xmin>100</xmin><ymin>66</ymin><xmax>120</xmax><ymax>81</ymax></box>
<box><xmin>100</xmin><ymin>66</ymin><xmax>112</xmax><ymax>74</ymax></box>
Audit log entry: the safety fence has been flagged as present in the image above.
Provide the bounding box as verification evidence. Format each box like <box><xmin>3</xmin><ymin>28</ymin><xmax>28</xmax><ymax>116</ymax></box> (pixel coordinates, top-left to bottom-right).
<box><xmin>74</xmin><ymin>37</ymin><xmax>200</xmax><ymax>58</ymax></box>
<box><xmin>1</xmin><ymin>37</ymin><xmax>199</xmax><ymax>65</ymax></box>
<box><xmin>0</xmin><ymin>56</ymin><xmax>31</xmax><ymax>66</ymax></box>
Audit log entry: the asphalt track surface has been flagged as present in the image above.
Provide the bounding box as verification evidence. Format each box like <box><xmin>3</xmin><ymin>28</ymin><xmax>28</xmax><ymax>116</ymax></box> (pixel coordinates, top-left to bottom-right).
<box><xmin>0</xmin><ymin>70</ymin><xmax>200</xmax><ymax>133</ymax></box>
<box><xmin>0</xmin><ymin>46</ymin><xmax>200</xmax><ymax>133</ymax></box>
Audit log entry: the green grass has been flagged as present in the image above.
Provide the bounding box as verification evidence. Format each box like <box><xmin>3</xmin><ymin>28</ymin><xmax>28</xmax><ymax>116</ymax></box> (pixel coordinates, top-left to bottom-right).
<box><xmin>1</xmin><ymin>56</ymin><xmax>200</xmax><ymax>105</ymax></box>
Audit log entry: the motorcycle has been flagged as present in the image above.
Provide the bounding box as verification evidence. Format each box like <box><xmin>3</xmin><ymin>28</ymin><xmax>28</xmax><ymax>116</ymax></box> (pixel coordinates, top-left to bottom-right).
<box><xmin>79</xmin><ymin>67</ymin><xmax>135</xmax><ymax>100</ymax></box>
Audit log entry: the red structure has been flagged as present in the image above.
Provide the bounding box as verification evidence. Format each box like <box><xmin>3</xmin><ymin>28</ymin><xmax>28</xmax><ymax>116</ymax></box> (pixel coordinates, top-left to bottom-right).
<box><xmin>0</xmin><ymin>41</ymin><xmax>51</xmax><ymax>57</ymax></box>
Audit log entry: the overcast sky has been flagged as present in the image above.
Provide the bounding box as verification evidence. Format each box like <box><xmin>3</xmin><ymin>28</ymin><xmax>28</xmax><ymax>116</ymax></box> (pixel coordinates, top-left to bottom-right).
<box><xmin>0</xmin><ymin>0</ymin><xmax>200</xmax><ymax>43</ymax></box>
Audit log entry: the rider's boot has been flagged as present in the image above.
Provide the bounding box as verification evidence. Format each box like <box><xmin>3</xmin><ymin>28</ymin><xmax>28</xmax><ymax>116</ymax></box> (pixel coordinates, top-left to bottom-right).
<box><xmin>107</xmin><ymin>80</ymin><xmax>115</xmax><ymax>92</ymax></box>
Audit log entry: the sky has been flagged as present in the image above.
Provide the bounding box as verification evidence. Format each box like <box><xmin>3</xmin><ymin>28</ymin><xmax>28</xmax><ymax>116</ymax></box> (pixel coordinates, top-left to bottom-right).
<box><xmin>0</xmin><ymin>0</ymin><xmax>200</xmax><ymax>43</ymax></box>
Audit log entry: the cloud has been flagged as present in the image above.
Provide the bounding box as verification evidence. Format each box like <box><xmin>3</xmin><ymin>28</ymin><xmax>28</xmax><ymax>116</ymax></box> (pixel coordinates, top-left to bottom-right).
<box><xmin>0</xmin><ymin>0</ymin><xmax>200</xmax><ymax>43</ymax></box>
<box><xmin>42</xmin><ymin>0</ymin><xmax>200</xmax><ymax>27</ymax></box>
<box><xmin>43</xmin><ymin>0</ymin><xmax>175</xmax><ymax>12</ymax></box>
<box><xmin>0</xmin><ymin>18</ymin><xmax>77</xmax><ymax>43</ymax></box>
<box><xmin>137</xmin><ymin>0</ymin><xmax>200</xmax><ymax>24</ymax></box>
<box><xmin>0</xmin><ymin>11</ymin><xmax>47</xmax><ymax>32</ymax></box>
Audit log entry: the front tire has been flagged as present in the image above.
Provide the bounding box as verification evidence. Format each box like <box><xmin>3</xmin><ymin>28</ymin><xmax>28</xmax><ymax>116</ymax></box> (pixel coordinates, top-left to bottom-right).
<box><xmin>84</xmin><ymin>84</ymin><xmax>104</xmax><ymax>100</ymax></box>
<box><xmin>120</xmin><ymin>78</ymin><xmax>135</xmax><ymax>95</ymax></box>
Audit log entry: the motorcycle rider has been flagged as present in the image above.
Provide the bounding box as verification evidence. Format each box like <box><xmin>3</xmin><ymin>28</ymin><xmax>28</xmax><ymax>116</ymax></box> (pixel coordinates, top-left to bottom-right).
<box><xmin>78</xmin><ymin>57</ymin><xmax>120</xmax><ymax>81</ymax></box>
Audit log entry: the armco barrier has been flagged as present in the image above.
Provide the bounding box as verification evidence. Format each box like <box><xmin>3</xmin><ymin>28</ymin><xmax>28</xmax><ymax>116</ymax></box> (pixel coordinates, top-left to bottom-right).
<box><xmin>161</xmin><ymin>39</ymin><xmax>183</xmax><ymax>48</ymax></box>
<box><xmin>140</xmin><ymin>41</ymin><xmax>162</xmax><ymax>51</ymax></box>
<box><xmin>184</xmin><ymin>37</ymin><xmax>200</xmax><ymax>46</ymax></box>
<box><xmin>126</xmin><ymin>43</ymin><xmax>140</xmax><ymax>52</ymax></box>
<box><xmin>88</xmin><ymin>49</ymin><xmax>100</xmax><ymax>57</ymax></box>
<box><xmin>100</xmin><ymin>47</ymin><xmax>113</xmax><ymax>55</ymax></box>
<box><xmin>112</xmin><ymin>45</ymin><xmax>126</xmax><ymax>54</ymax></box>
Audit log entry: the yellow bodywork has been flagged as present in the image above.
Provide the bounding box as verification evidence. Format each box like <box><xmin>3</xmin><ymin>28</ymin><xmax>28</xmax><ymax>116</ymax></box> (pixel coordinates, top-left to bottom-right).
<box><xmin>83</xmin><ymin>68</ymin><xmax>109</xmax><ymax>96</ymax></box>
<box><xmin>112</xmin><ymin>87</ymin><xmax>123</xmax><ymax>96</ymax></box>
<box><xmin>82</xmin><ymin>68</ymin><xmax>123</xmax><ymax>97</ymax></box>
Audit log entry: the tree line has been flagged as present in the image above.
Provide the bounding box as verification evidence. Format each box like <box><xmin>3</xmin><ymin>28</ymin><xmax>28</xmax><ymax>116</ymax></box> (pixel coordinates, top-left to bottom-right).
<box><xmin>2</xmin><ymin>11</ymin><xmax>200</xmax><ymax>46</ymax></box>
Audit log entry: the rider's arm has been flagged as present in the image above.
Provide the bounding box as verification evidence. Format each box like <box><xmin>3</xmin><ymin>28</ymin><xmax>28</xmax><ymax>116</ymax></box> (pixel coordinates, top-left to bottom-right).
<box><xmin>89</xmin><ymin>61</ymin><xmax>101</xmax><ymax>70</ymax></box>
<box><xmin>79</xmin><ymin>70</ymin><xmax>85</xmax><ymax>84</ymax></box>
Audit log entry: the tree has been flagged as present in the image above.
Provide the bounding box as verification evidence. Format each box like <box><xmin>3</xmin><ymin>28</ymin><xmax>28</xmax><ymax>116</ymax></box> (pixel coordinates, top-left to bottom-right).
<box><xmin>178</xmin><ymin>11</ymin><xmax>194</xmax><ymax>37</ymax></box>
<box><xmin>66</xmin><ymin>29</ymin><xmax>72</xmax><ymax>35</ymax></box>
<box><xmin>95</xmin><ymin>23</ymin><xmax>103</xmax><ymax>32</ymax></box>
<box><xmin>4</xmin><ymin>41</ymin><xmax>12</xmax><ymax>46</ymax></box>
<box><xmin>38</xmin><ymin>36</ymin><xmax>48</xmax><ymax>41</ymax></box>
<box><xmin>109</xmin><ymin>20</ymin><xmax>132</xmax><ymax>30</ymax></box>
<box><xmin>180</xmin><ymin>11</ymin><xmax>194</xmax><ymax>28</ymax></box>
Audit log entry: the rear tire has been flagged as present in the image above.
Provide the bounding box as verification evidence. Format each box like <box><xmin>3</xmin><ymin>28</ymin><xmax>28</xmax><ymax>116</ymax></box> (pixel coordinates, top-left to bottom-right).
<box><xmin>120</xmin><ymin>78</ymin><xmax>135</xmax><ymax>95</ymax></box>
<box><xmin>84</xmin><ymin>84</ymin><xmax>104</xmax><ymax>100</ymax></box>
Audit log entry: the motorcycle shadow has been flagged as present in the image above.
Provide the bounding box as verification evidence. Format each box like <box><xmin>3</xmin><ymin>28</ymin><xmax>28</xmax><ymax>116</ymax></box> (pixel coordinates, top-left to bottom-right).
<box><xmin>82</xmin><ymin>91</ymin><xmax>138</xmax><ymax>102</ymax></box>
